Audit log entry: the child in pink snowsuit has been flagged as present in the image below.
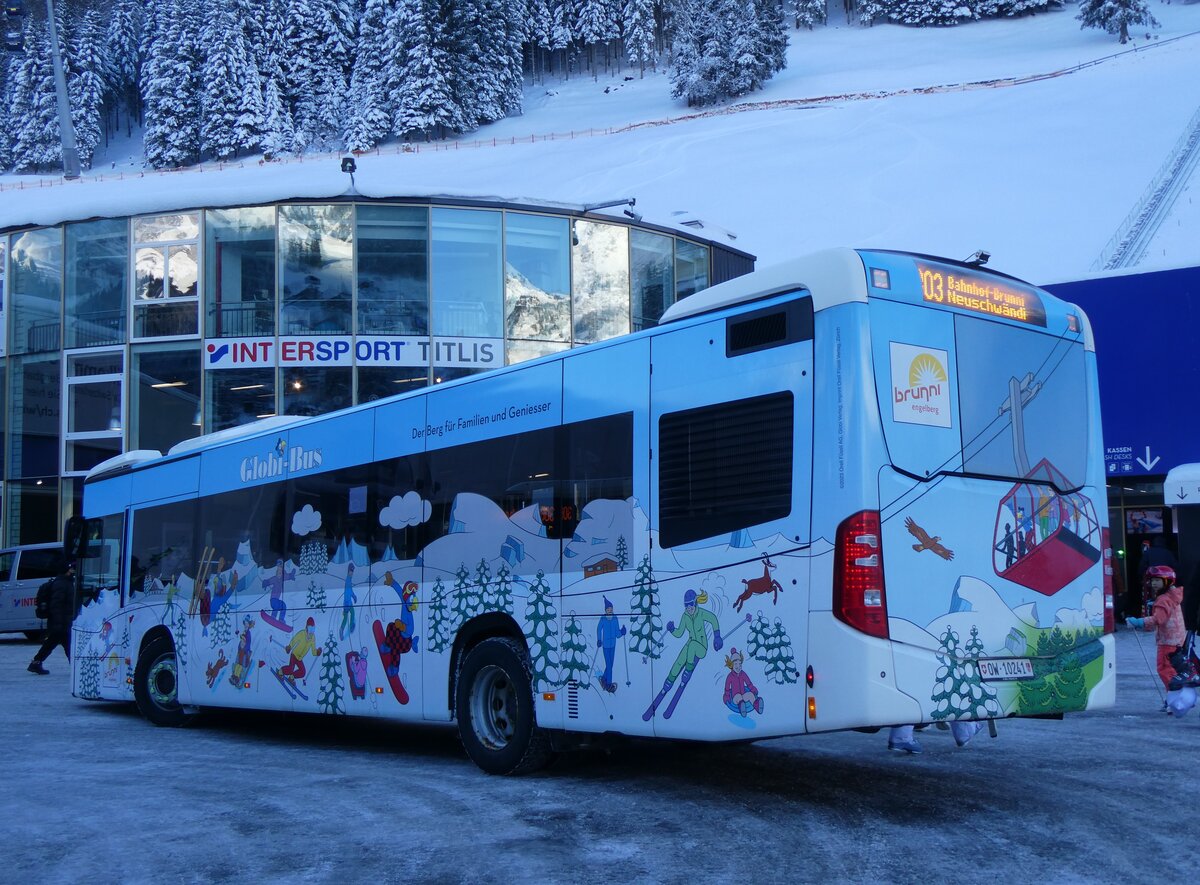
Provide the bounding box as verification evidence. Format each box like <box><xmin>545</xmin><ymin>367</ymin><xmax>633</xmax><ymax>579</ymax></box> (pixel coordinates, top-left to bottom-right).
<box><xmin>1128</xmin><ymin>565</ymin><xmax>1186</xmax><ymax>690</ymax></box>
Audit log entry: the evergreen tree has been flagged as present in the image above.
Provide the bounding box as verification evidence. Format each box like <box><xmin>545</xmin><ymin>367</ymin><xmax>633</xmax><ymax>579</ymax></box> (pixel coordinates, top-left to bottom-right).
<box><xmin>615</xmin><ymin>535</ymin><xmax>629</xmax><ymax>569</ymax></box>
<box><xmin>428</xmin><ymin>576</ymin><xmax>454</xmax><ymax>652</ymax></box>
<box><xmin>211</xmin><ymin>606</ymin><xmax>233</xmax><ymax>647</ymax></box>
<box><xmin>67</xmin><ymin>9</ymin><xmax>107</xmax><ymax>170</ymax></box>
<box><xmin>747</xmin><ymin>612</ymin><xmax>770</xmax><ymax>660</ymax></box>
<box><xmin>11</xmin><ymin>24</ymin><xmax>64</xmax><ymax>172</ymax></box>
<box><xmin>472</xmin><ymin>557</ymin><xmax>492</xmax><ymax>616</ymax></box>
<box><xmin>524</xmin><ymin>569</ymin><xmax>560</xmax><ymax>689</ymax></box>
<box><xmin>1078</xmin><ymin>0</ymin><xmax>1158</xmax><ymax>44</ymax></box>
<box><xmin>174</xmin><ymin>612</ymin><xmax>189</xmax><ymax>666</ymax></box>
<box><xmin>143</xmin><ymin>0</ymin><xmax>202</xmax><ymax>169</ymax></box>
<box><xmin>317</xmin><ymin>633</ymin><xmax>347</xmax><ymax>714</ymax></box>
<box><xmin>629</xmin><ymin>554</ymin><xmax>662</xmax><ymax>659</ymax></box>
<box><xmin>886</xmin><ymin>0</ymin><xmax>973</xmax><ymax>26</ymax></box>
<box><xmin>344</xmin><ymin>0</ymin><xmax>395</xmax><ymax>151</ymax></box>
<box><xmin>105</xmin><ymin>0</ymin><xmax>143</xmax><ymax>136</ymax></box>
<box><xmin>201</xmin><ymin>0</ymin><xmax>258</xmax><ymax>160</ymax></box>
<box><xmin>286</xmin><ymin>0</ymin><xmax>352</xmax><ymax>151</ymax></box>
<box><xmin>791</xmin><ymin>0</ymin><xmax>824</xmax><ymax>28</ymax></box>
<box><xmin>526</xmin><ymin>0</ymin><xmax>554</xmax><ymax>83</ymax></box>
<box><xmin>1053</xmin><ymin>653</ymin><xmax>1088</xmax><ymax>709</ymax></box>
<box><xmin>930</xmin><ymin>625</ymin><xmax>1001</xmax><ymax>721</ymax></box>
<box><xmin>393</xmin><ymin>0</ymin><xmax>460</xmax><ymax>140</ymax></box>
<box><xmin>559</xmin><ymin>614</ymin><xmax>592</xmax><ymax>686</ymax></box>
<box><xmin>624</xmin><ymin>0</ymin><xmax>656</xmax><ymax>75</ymax></box>
<box><xmin>0</xmin><ymin>60</ymin><xmax>14</xmax><ymax>172</ymax></box>
<box><xmin>1018</xmin><ymin>675</ymin><xmax>1054</xmax><ymax>714</ymax></box>
<box><xmin>856</xmin><ymin>0</ymin><xmax>886</xmax><ymax>24</ymax></box>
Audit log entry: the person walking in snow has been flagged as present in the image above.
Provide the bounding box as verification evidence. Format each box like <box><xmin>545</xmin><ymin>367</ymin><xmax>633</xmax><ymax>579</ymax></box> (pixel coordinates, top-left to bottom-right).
<box><xmin>1127</xmin><ymin>564</ymin><xmax>1186</xmax><ymax>697</ymax></box>
<box><xmin>28</xmin><ymin>562</ymin><xmax>77</xmax><ymax>675</ymax></box>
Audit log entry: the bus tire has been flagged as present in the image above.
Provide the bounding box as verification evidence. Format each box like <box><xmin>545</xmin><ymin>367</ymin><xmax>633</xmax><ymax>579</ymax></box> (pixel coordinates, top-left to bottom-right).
<box><xmin>134</xmin><ymin>636</ymin><xmax>193</xmax><ymax>727</ymax></box>
<box><xmin>455</xmin><ymin>637</ymin><xmax>553</xmax><ymax>775</ymax></box>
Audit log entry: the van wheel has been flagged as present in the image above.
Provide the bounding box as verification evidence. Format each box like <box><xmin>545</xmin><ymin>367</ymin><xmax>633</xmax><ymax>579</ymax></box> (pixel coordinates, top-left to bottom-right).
<box><xmin>455</xmin><ymin>637</ymin><xmax>553</xmax><ymax>775</ymax></box>
<box><xmin>134</xmin><ymin>636</ymin><xmax>193</xmax><ymax>727</ymax></box>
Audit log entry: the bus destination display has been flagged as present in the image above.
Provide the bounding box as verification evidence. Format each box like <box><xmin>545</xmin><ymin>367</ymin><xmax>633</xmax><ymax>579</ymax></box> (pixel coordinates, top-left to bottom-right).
<box><xmin>917</xmin><ymin>262</ymin><xmax>1047</xmax><ymax>327</ymax></box>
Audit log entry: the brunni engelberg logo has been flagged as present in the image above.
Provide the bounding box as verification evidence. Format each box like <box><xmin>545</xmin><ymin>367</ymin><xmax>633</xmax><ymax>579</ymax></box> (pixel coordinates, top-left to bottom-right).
<box><xmin>890</xmin><ymin>342</ymin><xmax>951</xmax><ymax>428</ymax></box>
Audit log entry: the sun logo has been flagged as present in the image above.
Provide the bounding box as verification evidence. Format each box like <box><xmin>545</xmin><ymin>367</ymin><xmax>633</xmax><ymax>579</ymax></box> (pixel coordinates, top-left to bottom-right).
<box><xmin>908</xmin><ymin>354</ymin><xmax>947</xmax><ymax>387</ymax></box>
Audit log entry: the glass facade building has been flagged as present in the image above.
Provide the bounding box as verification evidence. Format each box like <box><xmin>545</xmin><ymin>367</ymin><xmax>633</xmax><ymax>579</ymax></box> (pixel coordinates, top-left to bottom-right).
<box><xmin>0</xmin><ymin>197</ymin><xmax>753</xmax><ymax>546</ymax></box>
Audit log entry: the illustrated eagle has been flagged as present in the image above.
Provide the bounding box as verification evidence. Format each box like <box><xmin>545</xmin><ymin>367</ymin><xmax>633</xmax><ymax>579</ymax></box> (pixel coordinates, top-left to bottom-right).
<box><xmin>904</xmin><ymin>517</ymin><xmax>954</xmax><ymax>560</ymax></box>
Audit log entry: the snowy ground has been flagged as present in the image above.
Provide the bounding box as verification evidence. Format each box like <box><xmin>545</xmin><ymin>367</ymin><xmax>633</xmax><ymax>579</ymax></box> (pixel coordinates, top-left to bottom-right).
<box><xmin>1</xmin><ymin>627</ymin><xmax>1194</xmax><ymax>884</ymax></box>
<box><xmin>2</xmin><ymin>6</ymin><xmax>1199</xmax><ymax>284</ymax></box>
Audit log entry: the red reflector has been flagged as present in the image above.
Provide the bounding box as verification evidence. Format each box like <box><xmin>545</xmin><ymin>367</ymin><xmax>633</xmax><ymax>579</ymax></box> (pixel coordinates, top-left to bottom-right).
<box><xmin>1101</xmin><ymin>527</ymin><xmax>1114</xmax><ymax>635</ymax></box>
<box><xmin>834</xmin><ymin>510</ymin><xmax>888</xmax><ymax>638</ymax></box>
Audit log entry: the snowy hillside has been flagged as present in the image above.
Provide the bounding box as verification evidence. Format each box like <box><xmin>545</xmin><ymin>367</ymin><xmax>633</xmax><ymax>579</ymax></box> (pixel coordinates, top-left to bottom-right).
<box><xmin>2</xmin><ymin>5</ymin><xmax>1199</xmax><ymax>282</ymax></box>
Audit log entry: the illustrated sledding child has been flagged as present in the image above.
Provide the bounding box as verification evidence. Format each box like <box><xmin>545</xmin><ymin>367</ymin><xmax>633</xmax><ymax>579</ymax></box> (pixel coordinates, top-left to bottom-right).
<box><xmin>1127</xmin><ymin>565</ymin><xmax>1186</xmax><ymax>703</ymax></box>
<box><xmin>229</xmin><ymin>615</ymin><xmax>255</xmax><ymax>688</ymax></box>
<box><xmin>722</xmin><ymin>647</ymin><xmax>763</xmax><ymax>717</ymax></box>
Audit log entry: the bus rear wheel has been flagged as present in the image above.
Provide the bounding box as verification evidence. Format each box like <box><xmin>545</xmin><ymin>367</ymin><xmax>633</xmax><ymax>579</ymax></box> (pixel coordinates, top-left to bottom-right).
<box><xmin>455</xmin><ymin>637</ymin><xmax>553</xmax><ymax>775</ymax></box>
<box><xmin>134</xmin><ymin>636</ymin><xmax>193</xmax><ymax>727</ymax></box>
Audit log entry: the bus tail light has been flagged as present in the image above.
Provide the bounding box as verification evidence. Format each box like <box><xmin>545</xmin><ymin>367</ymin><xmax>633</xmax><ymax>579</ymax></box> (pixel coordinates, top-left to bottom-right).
<box><xmin>833</xmin><ymin>510</ymin><xmax>888</xmax><ymax>639</ymax></box>
<box><xmin>1101</xmin><ymin>528</ymin><xmax>1114</xmax><ymax>634</ymax></box>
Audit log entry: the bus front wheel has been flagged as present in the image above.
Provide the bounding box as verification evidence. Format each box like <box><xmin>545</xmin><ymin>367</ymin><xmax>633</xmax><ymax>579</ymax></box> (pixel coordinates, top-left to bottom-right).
<box><xmin>455</xmin><ymin>637</ymin><xmax>553</xmax><ymax>775</ymax></box>
<box><xmin>134</xmin><ymin>636</ymin><xmax>193</xmax><ymax>727</ymax></box>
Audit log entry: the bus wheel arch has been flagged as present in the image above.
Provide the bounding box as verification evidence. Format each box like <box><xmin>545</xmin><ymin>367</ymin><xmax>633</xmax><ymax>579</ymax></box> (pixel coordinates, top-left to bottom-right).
<box><xmin>134</xmin><ymin>629</ymin><xmax>193</xmax><ymax>727</ymax></box>
<box><xmin>453</xmin><ymin>630</ymin><xmax>554</xmax><ymax>775</ymax></box>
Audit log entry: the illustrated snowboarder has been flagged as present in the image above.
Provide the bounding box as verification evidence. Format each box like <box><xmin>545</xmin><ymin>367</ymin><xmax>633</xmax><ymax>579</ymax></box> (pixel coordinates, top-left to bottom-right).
<box><xmin>339</xmin><ymin>562</ymin><xmax>357</xmax><ymax>640</ymax></box>
<box><xmin>261</xmin><ymin>558</ymin><xmax>297</xmax><ymax>631</ymax></box>
<box><xmin>723</xmin><ymin>647</ymin><xmax>764</xmax><ymax>717</ymax></box>
<box><xmin>229</xmin><ymin>615</ymin><xmax>255</xmax><ymax>687</ymax></box>
<box><xmin>275</xmin><ymin>616</ymin><xmax>321</xmax><ymax>698</ymax></box>
<box><xmin>596</xmin><ymin>596</ymin><xmax>626</xmax><ymax>693</ymax></box>
<box><xmin>643</xmin><ymin>589</ymin><xmax>724</xmax><ymax>721</ymax></box>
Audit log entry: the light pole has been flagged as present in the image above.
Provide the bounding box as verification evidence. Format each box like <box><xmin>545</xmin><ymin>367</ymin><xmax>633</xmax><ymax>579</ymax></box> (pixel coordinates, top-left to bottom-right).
<box><xmin>44</xmin><ymin>0</ymin><xmax>81</xmax><ymax>179</ymax></box>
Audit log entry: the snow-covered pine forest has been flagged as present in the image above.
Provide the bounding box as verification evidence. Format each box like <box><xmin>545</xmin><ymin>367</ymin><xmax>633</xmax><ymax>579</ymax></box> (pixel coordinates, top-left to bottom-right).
<box><xmin>0</xmin><ymin>0</ymin><xmax>1157</xmax><ymax>174</ymax></box>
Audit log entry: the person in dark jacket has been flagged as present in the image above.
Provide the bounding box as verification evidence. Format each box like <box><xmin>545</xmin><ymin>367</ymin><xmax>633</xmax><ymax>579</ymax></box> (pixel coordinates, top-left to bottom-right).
<box><xmin>27</xmin><ymin>562</ymin><xmax>76</xmax><ymax>675</ymax></box>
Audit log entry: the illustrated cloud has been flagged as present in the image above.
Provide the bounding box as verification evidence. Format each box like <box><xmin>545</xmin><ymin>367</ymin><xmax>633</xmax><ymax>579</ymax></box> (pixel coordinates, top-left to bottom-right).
<box><xmin>380</xmin><ymin>491</ymin><xmax>432</xmax><ymax>529</ymax></box>
<box><xmin>292</xmin><ymin>504</ymin><xmax>322</xmax><ymax>536</ymax></box>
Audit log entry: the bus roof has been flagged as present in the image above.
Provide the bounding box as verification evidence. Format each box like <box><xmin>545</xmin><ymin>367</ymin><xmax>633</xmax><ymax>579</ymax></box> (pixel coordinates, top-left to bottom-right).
<box><xmin>661</xmin><ymin>247</ymin><xmax>868</xmax><ymax>323</ymax></box>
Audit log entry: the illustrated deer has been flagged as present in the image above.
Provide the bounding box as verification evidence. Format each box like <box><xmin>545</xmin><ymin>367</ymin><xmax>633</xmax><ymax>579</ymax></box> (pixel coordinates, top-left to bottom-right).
<box><xmin>734</xmin><ymin>556</ymin><xmax>782</xmax><ymax>613</ymax></box>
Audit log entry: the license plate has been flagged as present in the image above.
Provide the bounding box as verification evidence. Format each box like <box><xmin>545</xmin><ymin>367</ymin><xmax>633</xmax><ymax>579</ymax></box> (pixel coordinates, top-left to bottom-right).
<box><xmin>978</xmin><ymin>657</ymin><xmax>1034</xmax><ymax>681</ymax></box>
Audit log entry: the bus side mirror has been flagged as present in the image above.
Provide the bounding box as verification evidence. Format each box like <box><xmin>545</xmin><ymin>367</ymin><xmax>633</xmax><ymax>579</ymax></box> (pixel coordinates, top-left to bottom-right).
<box><xmin>63</xmin><ymin>515</ymin><xmax>89</xmax><ymax>560</ymax></box>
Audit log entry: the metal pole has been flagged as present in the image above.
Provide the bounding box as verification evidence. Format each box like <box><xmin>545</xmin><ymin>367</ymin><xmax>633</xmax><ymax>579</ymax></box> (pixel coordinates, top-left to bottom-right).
<box><xmin>44</xmin><ymin>0</ymin><xmax>81</xmax><ymax>180</ymax></box>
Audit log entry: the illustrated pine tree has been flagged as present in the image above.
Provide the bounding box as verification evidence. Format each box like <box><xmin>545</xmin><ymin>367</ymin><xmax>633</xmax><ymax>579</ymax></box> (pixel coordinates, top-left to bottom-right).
<box><xmin>317</xmin><ymin>633</ymin><xmax>346</xmax><ymax>715</ymax></box>
<box><xmin>747</xmin><ymin>612</ymin><xmax>771</xmax><ymax>661</ymax></box>
<box><xmin>1017</xmin><ymin>675</ymin><xmax>1055</xmax><ymax>714</ymax></box>
<box><xmin>452</xmin><ymin>562</ymin><xmax>472</xmax><ymax>624</ymax></box>
<box><xmin>78</xmin><ymin>654</ymin><xmax>101</xmax><ymax>699</ymax></box>
<box><xmin>524</xmin><ymin>569</ymin><xmax>560</xmax><ymax>690</ymax></box>
<box><xmin>492</xmin><ymin>563</ymin><xmax>514</xmax><ymax>615</ymax></box>
<box><xmin>1053</xmin><ymin>653</ymin><xmax>1088</xmax><ymax>709</ymax></box>
<box><xmin>629</xmin><ymin>555</ymin><xmax>662</xmax><ymax>660</ymax></box>
<box><xmin>930</xmin><ymin>625</ymin><xmax>1001</xmax><ymax>721</ymax></box>
<box><xmin>174</xmin><ymin>612</ymin><xmax>189</xmax><ymax>666</ymax></box>
<box><xmin>472</xmin><ymin>558</ymin><xmax>492</xmax><ymax>617</ymax></box>
<box><xmin>615</xmin><ymin>535</ymin><xmax>629</xmax><ymax>570</ymax></box>
<box><xmin>300</xmin><ymin>540</ymin><xmax>330</xmax><ymax>611</ymax></box>
<box><xmin>210</xmin><ymin>606</ymin><xmax>233</xmax><ymax>648</ymax></box>
<box><xmin>427</xmin><ymin>577</ymin><xmax>453</xmax><ymax>653</ymax></box>
<box><xmin>559</xmin><ymin>615</ymin><xmax>592</xmax><ymax>688</ymax></box>
<box><xmin>762</xmin><ymin>619</ymin><xmax>799</xmax><ymax>685</ymax></box>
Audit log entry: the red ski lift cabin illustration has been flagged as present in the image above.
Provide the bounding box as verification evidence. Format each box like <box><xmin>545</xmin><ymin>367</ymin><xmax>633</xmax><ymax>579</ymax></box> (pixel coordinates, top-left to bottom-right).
<box><xmin>990</xmin><ymin>374</ymin><xmax>1101</xmax><ymax>595</ymax></box>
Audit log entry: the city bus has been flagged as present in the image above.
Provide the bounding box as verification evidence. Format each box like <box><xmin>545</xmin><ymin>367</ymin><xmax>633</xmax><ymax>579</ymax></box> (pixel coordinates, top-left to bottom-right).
<box><xmin>70</xmin><ymin>247</ymin><xmax>1115</xmax><ymax>774</ymax></box>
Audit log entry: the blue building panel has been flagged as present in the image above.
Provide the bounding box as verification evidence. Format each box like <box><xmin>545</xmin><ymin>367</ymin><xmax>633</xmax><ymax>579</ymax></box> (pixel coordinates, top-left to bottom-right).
<box><xmin>1044</xmin><ymin>265</ymin><xmax>1200</xmax><ymax>478</ymax></box>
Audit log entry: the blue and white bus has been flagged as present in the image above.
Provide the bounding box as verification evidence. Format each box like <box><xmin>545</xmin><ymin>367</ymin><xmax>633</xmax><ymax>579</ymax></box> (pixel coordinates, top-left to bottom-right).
<box><xmin>71</xmin><ymin>248</ymin><xmax>1115</xmax><ymax>774</ymax></box>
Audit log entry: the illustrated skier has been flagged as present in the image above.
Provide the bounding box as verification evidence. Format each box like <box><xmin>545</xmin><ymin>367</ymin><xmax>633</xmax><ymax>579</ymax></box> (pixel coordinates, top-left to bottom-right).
<box><xmin>723</xmin><ymin>647</ymin><xmax>764</xmax><ymax>717</ymax></box>
<box><xmin>229</xmin><ymin>615</ymin><xmax>255</xmax><ymax>687</ymax></box>
<box><xmin>339</xmin><ymin>562</ymin><xmax>357</xmax><ymax>639</ymax></box>
<box><xmin>279</xmin><ymin>616</ymin><xmax>321</xmax><ymax>687</ymax></box>
<box><xmin>262</xmin><ymin>558</ymin><xmax>296</xmax><ymax>626</ymax></box>
<box><xmin>596</xmin><ymin>596</ymin><xmax>626</xmax><ymax>692</ymax></box>
<box><xmin>643</xmin><ymin>588</ymin><xmax>724</xmax><ymax>721</ymax></box>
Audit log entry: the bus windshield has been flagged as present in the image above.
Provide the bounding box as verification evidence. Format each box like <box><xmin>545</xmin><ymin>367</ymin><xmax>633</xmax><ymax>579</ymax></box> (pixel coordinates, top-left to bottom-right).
<box><xmin>80</xmin><ymin>514</ymin><xmax>124</xmax><ymax>598</ymax></box>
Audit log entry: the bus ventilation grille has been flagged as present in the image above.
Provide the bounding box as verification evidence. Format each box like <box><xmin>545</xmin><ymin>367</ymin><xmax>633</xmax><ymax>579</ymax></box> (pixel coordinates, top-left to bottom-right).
<box><xmin>567</xmin><ymin>681</ymin><xmax>580</xmax><ymax>719</ymax></box>
<box><xmin>725</xmin><ymin>298</ymin><xmax>813</xmax><ymax>357</ymax></box>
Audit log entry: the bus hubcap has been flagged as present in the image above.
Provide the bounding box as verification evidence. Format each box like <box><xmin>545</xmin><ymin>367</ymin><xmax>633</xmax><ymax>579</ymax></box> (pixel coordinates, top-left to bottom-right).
<box><xmin>148</xmin><ymin>655</ymin><xmax>178</xmax><ymax>709</ymax></box>
<box><xmin>470</xmin><ymin>665</ymin><xmax>516</xmax><ymax>750</ymax></box>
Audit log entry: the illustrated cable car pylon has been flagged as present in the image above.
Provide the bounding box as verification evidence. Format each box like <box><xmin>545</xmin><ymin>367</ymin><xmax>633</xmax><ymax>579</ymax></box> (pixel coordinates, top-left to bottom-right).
<box><xmin>993</xmin><ymin>374</ymin><xmax>1100</xmax><ymax>595</ymax></box>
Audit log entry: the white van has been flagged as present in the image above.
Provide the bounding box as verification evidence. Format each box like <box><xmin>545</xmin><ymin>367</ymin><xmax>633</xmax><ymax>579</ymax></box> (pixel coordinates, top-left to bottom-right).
<box><xmin>0</xmin><ymin>543</ymin><xmax>68</xmax><ymax>639</ymax></box>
